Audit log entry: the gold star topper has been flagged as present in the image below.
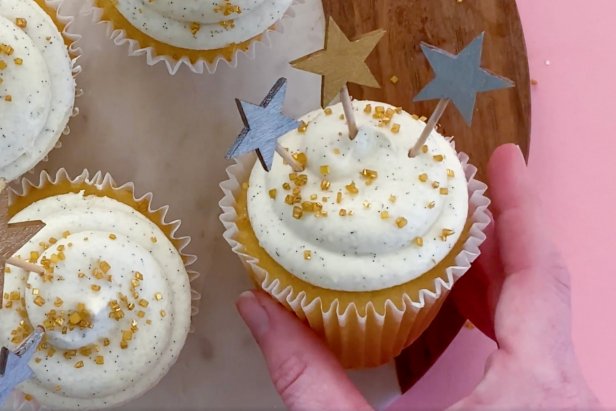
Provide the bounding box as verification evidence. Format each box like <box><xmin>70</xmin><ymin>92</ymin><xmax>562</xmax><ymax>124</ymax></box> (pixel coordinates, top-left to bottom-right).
<box><xmin>0</xmin><ymin>181</ymin><xmax>45</xmax><ymax>306</ymax></box>
<box><xmin>291</xmin><ymin>17</ymin><xmax>386</xmax><ymax>107</ymax></box>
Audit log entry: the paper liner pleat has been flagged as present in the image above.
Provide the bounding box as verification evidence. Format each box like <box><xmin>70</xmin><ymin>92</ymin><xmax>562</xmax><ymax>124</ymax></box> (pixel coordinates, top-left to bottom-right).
<box><xmin>220</xmin><ymin>144</ymin><xmax>490</xmax><ymax>368</ymax></box>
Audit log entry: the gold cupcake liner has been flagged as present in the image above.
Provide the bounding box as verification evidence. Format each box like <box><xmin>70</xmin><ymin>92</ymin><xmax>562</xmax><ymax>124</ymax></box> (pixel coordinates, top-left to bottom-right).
<box><xmin>3</xmin><ymin>169</ymin><xmax>201</xmax><ymax>410</ymax></box>
<box><xmin>86</xmin><ymin>0</ymin><xmax>298</xmax><ymax>75</ymax></box>
<box><xmin>220</xmin><ymin>145</ymin><xmax>490</xmax><ymax>369</ymax></box>
<box><xmin>2</xmin><ymin>0</ymin><xmax>82</xmax><ymax>183</ymax></box>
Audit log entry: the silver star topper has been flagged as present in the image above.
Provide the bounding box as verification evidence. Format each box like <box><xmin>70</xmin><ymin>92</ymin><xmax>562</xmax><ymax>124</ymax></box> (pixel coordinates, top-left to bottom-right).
<box><xmin>0</xmin><ymin>327</ymin><xmax>44</xmax><ymax>405</ymax></box>
<box><xmin>226</xmin><ymin>78</ymin><xmax>300</xmax><ymax>172</ymax></box>
<box><xmin>414</xmin><ymin>32</ymin><xmax>514</xmax><ymax>125</ymax></box>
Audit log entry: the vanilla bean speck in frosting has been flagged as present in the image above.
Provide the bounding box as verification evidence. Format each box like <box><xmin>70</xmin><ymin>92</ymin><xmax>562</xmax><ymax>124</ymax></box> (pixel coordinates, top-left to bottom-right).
<box><xmin>112</xmin><ymin>0</ymin><xmax>293</xmax><ymax>50</ymax></box>
<box><xmin>0</xmin><ymin>192</ymin><xmax>191</xmax><ymax>409</ymax></box>
<box><xmin>247</xmin><ymin>101</ymin><xmax>469</xmax><ymax>292</ymax></box>
<box><xmin>0</xmin><ymin>0</ymin><xmax>75</xmax><ymax>181</ymax></box>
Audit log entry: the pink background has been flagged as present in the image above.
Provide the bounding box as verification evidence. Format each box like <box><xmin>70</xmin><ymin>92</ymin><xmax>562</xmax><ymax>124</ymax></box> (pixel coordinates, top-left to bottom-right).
<box><xmin>392</xmin><ymin>0</ymin><xmax>616</xmax><ymax>408</ymax></box>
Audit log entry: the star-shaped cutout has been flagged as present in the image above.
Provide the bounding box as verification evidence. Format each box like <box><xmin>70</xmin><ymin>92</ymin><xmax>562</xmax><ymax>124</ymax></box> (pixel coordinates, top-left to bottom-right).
<box><xmin>226</xmin><ymin>78</ymin><xmax>299</xmax><ymax>172</ymax></box>
<box><xmin>0</xmin><ymin>184</ymin><xmax>45</xmax><ymax>306</ymax></box>
<box><xmin>414</xmin><ymin>32</ymin><xmax>515</xmax><ymax>125</ymax></box>
<box><xmin>290</xmin><ymin>17</ymin><xmax>385</xmax><ymax>107</ymax></box>
<box><xmin>0</xmin><ymin>327</ymin><xmax>44</xmax><ymax>405</ymax></box>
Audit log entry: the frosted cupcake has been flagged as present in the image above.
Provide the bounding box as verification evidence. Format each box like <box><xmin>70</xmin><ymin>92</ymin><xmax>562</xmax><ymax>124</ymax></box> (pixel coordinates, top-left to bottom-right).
<box><xmin>0</xmin><ymin>0</ymin><xmax>79</xmax><ymax>182</ymax></box>
<box><xmin>0</xmin><ymin>170</ymin><xmax>198</xmax><ymax>409</ymax></box>
<box><xmin>89</xmin><ymin>0</ymin><xmax>294</xmax><ymax>74</ymax></box>
<box><xmin>221</xmin><ymin>101</ymin><xmax>489</xmax><ymax>368</ymax></box>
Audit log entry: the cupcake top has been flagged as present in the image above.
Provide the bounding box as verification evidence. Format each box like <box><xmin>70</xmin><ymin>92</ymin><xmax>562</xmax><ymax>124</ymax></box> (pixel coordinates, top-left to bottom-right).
<box><xmin>114</xmin><ymin>0</ymin><xmax>293</xmax><ymax>50</ymax></box>
<box><xmin>0</xmin><ymin>192</ymin><xmax>191</xmax><ymax>409</ymax></box>
<box><xmin>0</xmin><ymin>0</ymin><xmax>75</xmax><ymax>182</ymax></box>
<box><xmin>247</xmin><ymin>101</ymin><xmax>469</xmax><ymax>292</ymax></box>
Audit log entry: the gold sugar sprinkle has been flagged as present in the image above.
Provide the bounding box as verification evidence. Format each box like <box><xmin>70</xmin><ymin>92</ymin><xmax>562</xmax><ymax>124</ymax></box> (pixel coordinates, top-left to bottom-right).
<box><xmin>103</xmin><ymin>338</ymin><xmax>110</xmax><ymax>347</ymax></box>
<box><xmin>360</xmin><ymin>169</ymin><xmax>378</xmax><ymax>180</ymax></box>
<box><xmin>362</xmin><ymin>200</ymin><xmax>371</xmax><ymax>209</ymax></box>
<box><xmin>91</xmin><ymin>285</ymin><xmax>101</xmax><ymax>292</ymax></box>
<box><xmin>154</xmin><ymin>292</ymin><xmax>163</xmax><ymax>301</ymax></box>
<box><xmin>284</xmin><ymin>194</ymin><xmax>295</xmax><ymax>205</ymax></box>
<box><xmin>4</xmin><ymin>95</ymin><xmax>12</xmax><ymax>102</ymax></box>
<box><xmin>15</xmin><ymin>18</ymin><xmax>27</xmax><ymax>28</ymax></box>
<box><xmin>395</xmin><ymin>217</ymin><xmax>408</xmax><ymax>228</ymax></box>
<box><xmin>282</xmin><ymin>182</ymin><xmax>291</xmax><ymax>191</ymax></box>
<box><xmin>100</xmin><ymin>261</ymin><xmax>111</xmax><ymax>273</ymax></box>
<box><xmin>380</xmin><ymin>211</ymin><xmax>390</xmax><ymax>219</ymax></box>
<box><xmin>345</xmin><ymin>181</ymin><xmax>359</xmax><ymax>194</ymax></box>
<box><xmin>441</xmin><ymin>229</ymin><xmax>455</xmax><ymax>241</ymax></box>
<box><xmin>24</xmin><ymin>394</ymin><xmax>33</xmax><ymax>401</ymax></box>
<box><xmin>54</xmin><ymin>297</ymin><xmax>63</xmax><ymax>307</ymax></box>
<box><xmin>0</xmin><ymin>61</ymin><xmax>6</xmax><ymax>70</ymax></box>
<box><xmin>339</xmin><ymin>209</ymin><xmax>347</xmax><ymax>217</ymax></box>
<box><xmin>297</xmin><ymin>121</ymin><xmax>308</xmax><ymax>133</ymax></box>
<box><xmin>32</xmin><ymin>288</ymin><xmax>39</xmax><ymax>296</ymax></box>
<box><xmin>320</xmin><ymin>165</ymin><xmax>330</xmax><ymax>175</ymax></box>
<box><xmin>30</xmin><ymin>251</ymin><xmax>40</xmax><ymax>264</ymax></box>
<box><xmin>364</xmin><ymin>104</ymin><xmax>372</xmax><ymax>113</ymax></box>
<box><xmin>414</xmin><ymin>237</ymin><xmax>424</xmax><ymax>247</ymax></box>
<box><xmin>390</xmin><ymin>75</ymin><xmax>399</xmax><ymax>84</ymax></box>
<box><xmin>14</xmin><ymin>58</ymin><xmax>23</xmax><ymax>65</ymax></box>
<box><xmin>339</xmin><ymin>114</ymin><xmax>345</xmax><ymax>120</ymax></box>
<box><xmin>137</xmin><ymin>310</ymin><xmax>145</xmax><ymax>318</ymax></box>
<box><xmin>0</xmin><ymin>44</ymin><xmax>13</xmax><ymax>55</ymax></box>
<box><xmin>303</xmin><ymin>250</ymin><xmax>312</xmax><ymax>260</ymax></box>
<box><xmin>422</xmin><ymin>145</ymin><xmax>429</xmax><ymax>154</ymax></box>
<box><xmin>109</xmin><ymin>234</ymin><xmax>117</xmax><ymax>240</ymax></box>
<box><xmin>95</xmin><ymin>356</ymin><xmax>104</xmax><ymax>365</ymax></box>
<box><xmin>389</xmin><ymin>195</ymin><xmax>397</xmax><ymax>203</ymax></box>
<box><xmin>151</xmin><ymin>236</ymin><xmax>158</xmax><ymax>244</ymax></box>
<box><xmin>134</xmin><ymin>272</ymin><xmax>143</xmax><ymax>280</ymax></box>
<box><xmin>427</xmin><ymin>201</ymin><xmax>436</xmax><ymax>209</ymax></box>
<box><xmin>310</xmin><ymin>194</ymin><xmax>318</xmax><ymax>201</ymax></box>
<box><xmin>120</xmin><ymin>340</ymin><xmax>128</xmax><ymax>350</ymax></box>
<box><xmin>146</xmin><ymin>320</ymin><xmax>152</xmax><ymax>325</ymax></box>
<box><xmin>320</xmin><ymin>179</ymin><xmax>331</xmax><ymax>190</ymax></box>
<box><xmin>34</xmin><ymin>296</ymin><xmax>45</xmax><ymax>307</ymax></box>
<box><xmin>292</xmin><ymin>152</ymin><xmax>308</xmax><ymax>169</ymax></box>
<box><xmin>160</xmin><ymin>310</ymin><xmax>166</xmax><ymax>318</ymax></box>
<box><xmin>74</xmin><ymin>361</ymin><xmax>84</xmax><ymax>369</ymax></box>
<box><xmin>292</xmin><ymin>206</ymin><xmax>303</xmax><ymax>219</ymax></box>
<box><xmin>333</xmin><ymin>148</ymin><xmax>341</xmax><ymax>155</ymax></box>
<box><xmin>190</xmin><ymin>22</ymin><xmax>201</xmax><ymax>36</ymax></box>
<box><xmin>433</xmin><ymin>154</ymin><xmax>444</xmax><ymax>162</ymax></box>
<box><xmin>440</xmin><ymin>188</ymin><xmax>449</xmax><ymax>195</ymax></box>
<box><xmin>420</xmin><ymin>116</ymin><xmax>428</xmax><ymax>122</ymax></box>
<box><xmin>447</xmin><ymin>169</ymin><xmax>455</xmax><ymax>178</ymax></box>
<box><xmin>324</xmin><ymin>107</ymin><xmax>333</xmax><ymax>115</ymax></box>
<box><xmin>432</xmin><ymin>181</ymin><xmax>440</xmax><ymax>189</ymax></box>
<box><xmin>336</xmin><ymin>192</ymin><xmax>343</xmax><ymax>204</ymax></box>
<box><xmin>391</xmin><ymin>123</ymin><xmax>401</xmax><ymax>134</ymax></box>
<box><xmin>268</xmin><ymin>188</ymin><xmax>277</xmax><ymax>199</ymax></box>
<box><xmin>418</xmin><ymin>173</ymin><xmax>428</xmax><ymax>183</ymax></box>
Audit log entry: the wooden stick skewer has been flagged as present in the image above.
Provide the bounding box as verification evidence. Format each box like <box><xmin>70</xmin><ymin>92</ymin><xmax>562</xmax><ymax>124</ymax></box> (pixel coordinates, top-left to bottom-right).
<box><xmin>6</xmin><ymin>256</ymin><xmax>46</xmax><ymax>275</ymax></box>
<box><xmin>340</xmin><ymin>85</ymin><xmax>359</xmax><ymax>140</ymax></box>
<box><xmin>409</xmin><ymin>99</ymin><xmax>450</xmax><ymax>157</ymax></box>
<box><xmin>275</xmin><ymin>144</ymin><xmax>304</xmax><ymax>172</ymax></box>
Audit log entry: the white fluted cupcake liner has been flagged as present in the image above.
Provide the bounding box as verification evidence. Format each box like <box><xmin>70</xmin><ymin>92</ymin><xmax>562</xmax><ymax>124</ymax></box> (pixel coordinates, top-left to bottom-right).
<box><xmin>83</xmin><ymin>0</ymin><xmax>300</xmax><ymax>75</ymax></box>
<box><xmin>220</xmin><ymin>143</ymin><xmax>490</xmax><ymax>368</ymax></box>
<box><xmin>2</xmin><ymin>168</ymin><xmax>201</xmax><ymax>411</ymax></box>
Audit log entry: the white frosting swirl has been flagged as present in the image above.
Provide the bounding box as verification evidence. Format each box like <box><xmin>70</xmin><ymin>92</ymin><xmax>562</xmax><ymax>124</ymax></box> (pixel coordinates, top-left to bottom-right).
<box><xmin>0</xmin><ymin>0</ymin><xmax>75</xmax><ymax>181</ymax></box>
<box><xmin>247</xmin><ymin>101</ymin><xmax>469</xmax><ymax>292</ymax></box>
<box><xmin>114</xmin><ymin>0</ymin><xmax>293</xmax><ymax>50</ymax></box>
<box><xmin>0</xmin><ymin>193</ymin><xmax>191</xmax><ymax>409</ymax></box>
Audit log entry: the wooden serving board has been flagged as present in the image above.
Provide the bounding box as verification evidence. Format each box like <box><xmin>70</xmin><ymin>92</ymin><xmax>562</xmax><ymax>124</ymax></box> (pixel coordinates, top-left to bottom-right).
<box><xmin>322</xmin><ymin>0</ymin><xmax>531</xmax><ymax>392</ymax></box>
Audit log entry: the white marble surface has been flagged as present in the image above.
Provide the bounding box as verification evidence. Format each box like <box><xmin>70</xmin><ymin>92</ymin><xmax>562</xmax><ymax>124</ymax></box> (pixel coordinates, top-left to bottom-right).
<box><xmin>26</xmin><ymin>0</ymin><xmax>408</xmax><ymax>409</ymax></box>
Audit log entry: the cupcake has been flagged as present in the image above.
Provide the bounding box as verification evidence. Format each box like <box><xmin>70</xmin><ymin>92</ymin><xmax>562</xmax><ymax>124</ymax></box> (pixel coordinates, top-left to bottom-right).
<box><xmin>0</xmin><ymin>0</ymin><xmax>79</xmax><ymax>183</ymax></box>
<box><xmin>221</xmin><ymin>101</ymin><xmax>490</xmax><ymax>368</ymax></box>
<box><xmin>89</xmin><ymin>0</ymin><xmax>294</xmax><ymax>74</ymax></box>
<box><xmin>0</xmin><ymin>170</ymin><xmax>198</xmax><ymax>409</ymax></box>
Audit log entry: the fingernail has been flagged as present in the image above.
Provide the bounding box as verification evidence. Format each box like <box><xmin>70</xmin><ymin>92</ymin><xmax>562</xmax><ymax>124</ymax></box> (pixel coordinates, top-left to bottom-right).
<box><xmin>237</xmin><ymin>291</ymin><xmax>270</xmax><ymax>338</ymax></box>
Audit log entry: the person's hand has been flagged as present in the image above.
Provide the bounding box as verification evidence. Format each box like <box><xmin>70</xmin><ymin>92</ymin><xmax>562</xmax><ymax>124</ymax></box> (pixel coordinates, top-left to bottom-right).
<box><xmin>236</xmin><ymin>144</ymin><xmax>600</xmax><ymax>410</ymax></box>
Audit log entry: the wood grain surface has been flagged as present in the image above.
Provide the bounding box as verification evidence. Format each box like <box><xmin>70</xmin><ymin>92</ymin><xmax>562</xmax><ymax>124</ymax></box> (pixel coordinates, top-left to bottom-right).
<box><xmin>322</xmin><ymin>0</ymin><xmax>531</xmax><ymax>391</ymax></box>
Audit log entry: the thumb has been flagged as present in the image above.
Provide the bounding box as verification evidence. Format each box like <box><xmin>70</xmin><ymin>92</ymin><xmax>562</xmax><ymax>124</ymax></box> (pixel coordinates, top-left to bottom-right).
<box><xmin>236</xmin><ymin>291</ymin><xmax>373</xmax><ymax>411</ymax></box>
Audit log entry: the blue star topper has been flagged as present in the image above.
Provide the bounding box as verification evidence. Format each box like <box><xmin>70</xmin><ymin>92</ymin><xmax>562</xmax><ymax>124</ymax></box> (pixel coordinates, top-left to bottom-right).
<box><xmin>0</xmin><ymin>327</ymin><xmax>44</xmax><ymax>405</ymax></box>
<box><xmin>414</xmin><ymin>33</ymin><xmax>514</xmax><ymax>125</ymax></box>
<box><xmin>226</xmin><ymin>78</ymin><xmax>300</xmax><ymax>172</ymax></box>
